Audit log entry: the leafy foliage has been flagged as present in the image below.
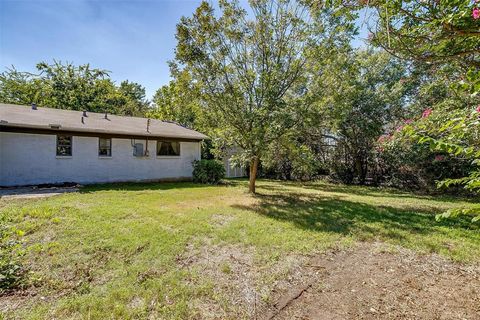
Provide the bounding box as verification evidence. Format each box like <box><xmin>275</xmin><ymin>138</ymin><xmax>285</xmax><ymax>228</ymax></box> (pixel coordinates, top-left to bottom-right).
<box><xmin>368</xmin><ymin>0</ymin><xmax>480</xmax><ymax>68</ymax></box>
<box><xmin>262</xmin><ymin>137</ymin><xmax>324</xmax><ymax>181</ymax></box>
<box><xmin>0</xmin><ymin>212</ymin><xmax>27</xmax><ymax>293</ymax></box>
<box><xmin>0</xmin><ymin>61</ymin><xmax>150</xmax><ymax>116</ymax></box>
<box><xmin>192</xmin><ymin>159</ymin><xmax>226</xmax><ymax>184</ymax></box>
<box><xmin>365</xmin><ymin>0</ymin><xmax>480</xmax><ymax>222</ymax></box>
<box><xmin>400</xmin><ymin>107</ymin><xmax>480</xmax><ymax>221</ymax></box>
<box><xmin>325</xmin><ymin>50</ymin><xmax>411</xmax><ymax>184</ymax></box>
<box><xmin>150</xmin><ymin>70</ymin><xmax>202</xmax><ymax>129</ymax></box>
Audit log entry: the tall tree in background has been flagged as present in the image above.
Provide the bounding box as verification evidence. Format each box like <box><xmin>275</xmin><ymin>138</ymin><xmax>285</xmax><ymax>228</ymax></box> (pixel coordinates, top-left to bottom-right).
<box><xmin>173</xmin><ymin>0</ymin><xmax>354</xmax><ymax>193</ymax></box>
<box><xmin>150</xmin><ymin>70</ymin><xmax>202</xmax><ymax>129</ymax></box>
<box><xmin>118</xmin><ymin>80</ymin><xmax>151</xmax><ymax>116</ymax></box>
<box><xmin>326</xmin><ymin>50</ymin><xmax>411</xmax><ymax>184</ymax></box>
<box><xmin>0</xmin><ymin>61</ymin><xmax>150</xmax><ymax>116</ymax></box>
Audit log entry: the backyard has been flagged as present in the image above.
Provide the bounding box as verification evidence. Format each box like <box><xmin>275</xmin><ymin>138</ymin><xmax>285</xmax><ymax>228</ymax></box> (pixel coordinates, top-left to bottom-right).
<box><xmin>1</xmin><ymin>179</ymin><xmax>479</xmax><ymax>319</ymax></box>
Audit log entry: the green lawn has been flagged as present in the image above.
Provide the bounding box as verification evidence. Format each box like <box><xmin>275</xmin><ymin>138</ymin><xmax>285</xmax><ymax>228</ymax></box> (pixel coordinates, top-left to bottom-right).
<box><xmin>1</xmin><ymin>179</ymin><xmax>479</xmax><ymax>319</ymax></box>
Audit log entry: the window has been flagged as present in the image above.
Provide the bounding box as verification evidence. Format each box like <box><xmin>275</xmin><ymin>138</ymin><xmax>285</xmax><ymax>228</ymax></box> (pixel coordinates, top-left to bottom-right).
<box><xmin>157</xmin><ymin>140</ymin><xmax>180</xmax><ymax>156</ymax></box>
<box><xmin>99</xmin><ymin>138</ymin><xmax>112</xmax><ymax>157</ymax></box>
<box><xmin>56</xmin><ymin>135</ymin><xmax>72</xmax><ymax>156</ymax></box>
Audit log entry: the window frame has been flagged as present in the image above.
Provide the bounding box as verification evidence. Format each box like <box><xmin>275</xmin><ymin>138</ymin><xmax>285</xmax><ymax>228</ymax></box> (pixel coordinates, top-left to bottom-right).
<box><xmin>56</xmin><ymin>135</ymin><xmax>73</xmax><ymax>157</ymax></box>
<box><xmin>98</xmin><ymin>137</ymin><xmax>112</xmax><ymax>157</ymax></box>
<box><xmin>156</xmin><ymin>140</ymin><xmax>181</xmax><ymax>157</ymax></box>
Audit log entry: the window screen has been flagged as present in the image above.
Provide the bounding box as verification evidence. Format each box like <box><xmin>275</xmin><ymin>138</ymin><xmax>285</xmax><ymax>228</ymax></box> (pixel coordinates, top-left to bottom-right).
<box><xmin>99</xmin><ymin>138</ymin><xmax>112</xmax><ymax>157</ymax></box>
<box><xmin>157</xmin><ymin>140</ymin><xmax>180</xmax><ymax>156</ymax></box>
<box><xmin>56</xmin><ymin>135</ymin><xmax>72</xmax><ymax>156</ymax></box>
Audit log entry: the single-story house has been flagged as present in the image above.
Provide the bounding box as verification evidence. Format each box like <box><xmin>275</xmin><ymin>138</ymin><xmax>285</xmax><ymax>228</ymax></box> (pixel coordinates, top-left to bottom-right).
<box><xmin>0</xmin><ymin>103</ymin><xmax>208</xmax><ymax>187</ymax></box>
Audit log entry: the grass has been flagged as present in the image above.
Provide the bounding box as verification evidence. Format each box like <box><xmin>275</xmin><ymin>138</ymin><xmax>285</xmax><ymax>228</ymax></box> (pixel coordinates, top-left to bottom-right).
<box><xmin>1</xmin><ymin>179</ymin><xmax>479</xmax><ymax>319</ymax></box>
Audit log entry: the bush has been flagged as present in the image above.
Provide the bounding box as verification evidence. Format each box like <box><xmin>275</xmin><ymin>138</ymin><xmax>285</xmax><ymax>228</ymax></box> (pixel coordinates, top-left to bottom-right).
<box><xmin>376</xmin><ymin>136</ymin><xmax>474</xmax><ymax>192</ymax></box>
<box><xmin>261</xmin><ymin>142</ymin><xmax>326</xmax><ymax>181</ymax></box>
<box><xmin>0</xmin><ymin>213</ymin><xmax>27</xmax><ymax>293</ymax></box>
<box><xmin>192</xmin><ymin>159</ymin><xmax>225</xmax><ymax>184</ymax></box>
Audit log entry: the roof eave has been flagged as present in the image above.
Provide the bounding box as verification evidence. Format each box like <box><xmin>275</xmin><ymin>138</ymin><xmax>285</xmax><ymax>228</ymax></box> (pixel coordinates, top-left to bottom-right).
<box><xmin>0</xmin><ymin>123</ymin><xmax>207</xmax><ymax>141</ymax></box>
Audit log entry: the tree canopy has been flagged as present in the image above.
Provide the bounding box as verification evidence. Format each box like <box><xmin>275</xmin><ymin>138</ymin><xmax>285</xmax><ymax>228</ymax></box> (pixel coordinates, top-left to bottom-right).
<box><xmin>150</xmin><ymin>70</ymin><xmax>202</xmax><ymax>130</ymax></box>
<box><xmin>0</xmin><ymin>61</ymin><xmax>150</xmax><ymax>116</ymax></box>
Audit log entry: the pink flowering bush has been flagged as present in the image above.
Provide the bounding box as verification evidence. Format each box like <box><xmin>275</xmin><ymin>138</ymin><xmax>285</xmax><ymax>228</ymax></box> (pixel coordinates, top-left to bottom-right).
<box><xmin>473</xmin><ymin>8</ymin><xmax>480</xmax><ymax>19</ymax></box>
<box><xmin>374</xmin><ymin>132</ymin><xmax>471</xmax><ymax>191</ymax></box>
<box><xmin>361</xmin><ymin>0</ymin><xmax>480</xmax><ymax>221</ymax></box>
<box><xmin>422</xmin><ymin>108</ymin><xmax>432</xmax><ymax>118</ymax></box>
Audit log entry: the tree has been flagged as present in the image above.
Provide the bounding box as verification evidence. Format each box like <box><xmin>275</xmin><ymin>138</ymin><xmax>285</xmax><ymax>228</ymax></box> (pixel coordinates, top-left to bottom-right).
<box><xmin>0</xmin><ymin>61</ymin><xmax>150</xmax><ymax>116</ymax></box>
<box><xmin>150</xmin><ymin>70</ymin><xmax>202</xmax><ymax>129</ymax></box>
<box><xmin>327</xmin><ymin>50</ymin><xmax>411</xmax><ymax>184</ymax></box>
<box><xmin>118</xmin><ymin>80</ymin><xmax>151</xmax><ymax>116</ymax></box>
<box><xmin>366</xmin><ymin>0</ymin><xmax>479</xmax><ymax>69</ymax></box>
<box><xmin>173</xmin><ymin>0</ymin><xmax>354</xmax><ymax>193</ymax></box>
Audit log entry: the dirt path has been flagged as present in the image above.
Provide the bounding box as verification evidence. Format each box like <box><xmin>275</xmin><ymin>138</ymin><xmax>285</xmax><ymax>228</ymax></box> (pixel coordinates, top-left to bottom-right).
<box><xmin>267</xmin><ymin>243</ymin><xmax>480</xmax><ymax>320</ymax></box>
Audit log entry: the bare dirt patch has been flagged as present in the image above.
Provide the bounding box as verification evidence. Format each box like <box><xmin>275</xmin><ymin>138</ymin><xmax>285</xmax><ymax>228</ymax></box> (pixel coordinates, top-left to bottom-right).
<box><xmin>267</xmin><ymin>242</ymin><xmax>480</xmax><ymax>320</ymax></box>
<box><xmin>177</xmin><ymin>239</ymin><xmax>310</xmax><ymax>319</ymax></box>
<box><xmin>177</xmin><ymin>241</ymin><xmax>480</xmax><ymax>319</ymax></box>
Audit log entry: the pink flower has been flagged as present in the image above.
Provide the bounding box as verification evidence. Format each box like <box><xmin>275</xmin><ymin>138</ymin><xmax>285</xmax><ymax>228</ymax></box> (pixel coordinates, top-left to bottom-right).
<box><xmin>377</xmin><ymin>134</ymin><xmax>392</xmax><ymax>144</ymax></box>
<box><xmin>422</xmin><ymin>108</ymin><xmax>432</xmax><ymax>118</ymax></box>
<box><xmin>404</xmin><ymin>119</ymin><xmax>413</xmax><ymax>124</ymax></box>
<box><xmin>396</xmin><ymin>125</ymin><xmax>404</xmax><ymax>132</ymax></box>
<box><xmin>476</xmin><ymin>105</ymin><xmax>480</xmax><ymax>113</ymax></box>
<box><xmin>473</xmin><ymin>8</ymin><xmax>480</xmax><ymax>20</ymax></box>
<box><xmin>435</xmin><ymin>155</ymin><xmax>445</xmax><ymax>162</ymax></box>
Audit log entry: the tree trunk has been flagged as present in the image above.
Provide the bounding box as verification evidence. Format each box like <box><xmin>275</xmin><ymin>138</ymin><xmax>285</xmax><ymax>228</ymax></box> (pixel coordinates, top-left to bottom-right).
<box><xmin>249</xmin><ymin>156</ymin><xmax>259</xmax><ymax>193</ymax></box>
<box><xmin>355</xmin><ymin>157</ymin><xmax>366</xmax><ymax>185</ymax></box>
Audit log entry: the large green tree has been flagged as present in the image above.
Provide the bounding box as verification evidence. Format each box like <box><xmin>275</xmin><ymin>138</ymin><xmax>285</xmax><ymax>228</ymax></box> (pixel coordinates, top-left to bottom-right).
<box><xmin>172</xmin><ymin>0</ymin><xmax>354</xmax><ymax>192</ymax></box>
<box><xmin>0</xmin><ymin>61</ymin><xmax>150</xmax><ymax>116</ymax></box>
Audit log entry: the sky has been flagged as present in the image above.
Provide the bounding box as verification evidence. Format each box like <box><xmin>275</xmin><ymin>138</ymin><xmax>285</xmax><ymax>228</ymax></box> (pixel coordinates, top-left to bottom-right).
<box><xmin>0</xmin><ymin>0</ymin><xmax>370</xmax><ymax>99</ymax></box>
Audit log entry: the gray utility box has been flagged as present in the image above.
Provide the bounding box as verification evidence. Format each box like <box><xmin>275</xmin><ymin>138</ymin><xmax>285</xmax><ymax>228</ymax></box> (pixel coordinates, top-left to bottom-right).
<box><xmin>133</xmin><ymin>143</ymin><xmax>144</xmax><ymax>157</ymax></box>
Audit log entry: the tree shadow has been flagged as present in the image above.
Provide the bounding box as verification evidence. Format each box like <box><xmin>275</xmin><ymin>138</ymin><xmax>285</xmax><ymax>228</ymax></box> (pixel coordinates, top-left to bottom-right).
<box><xmin>259</xmin><ymin>180</ymin><xmax>479</xmax><ymax>204</ymax></box>
<box><xmin>231</xmin><ymin>188</ymin><xmax>478</xmax><ymax>244</ymax></box>
<box><xmin>79</xmin><ymin>181</ymin><xmax>210</xmax><ymax>193</ymax></box>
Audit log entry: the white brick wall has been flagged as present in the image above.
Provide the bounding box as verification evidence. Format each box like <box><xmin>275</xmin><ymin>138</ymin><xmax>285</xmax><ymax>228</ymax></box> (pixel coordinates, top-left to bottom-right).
<box><xmin>0</xmin><ymin>132</ymin><xmax>201</xmax><ymax>186</ymax></box>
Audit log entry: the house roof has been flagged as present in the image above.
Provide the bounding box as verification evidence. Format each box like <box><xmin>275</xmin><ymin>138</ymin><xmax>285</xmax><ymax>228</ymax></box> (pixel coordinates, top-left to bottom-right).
<box><xmin>0</xmin><ymin>103</ymin><xmax>208</xmax><ymax>141</ymax></box>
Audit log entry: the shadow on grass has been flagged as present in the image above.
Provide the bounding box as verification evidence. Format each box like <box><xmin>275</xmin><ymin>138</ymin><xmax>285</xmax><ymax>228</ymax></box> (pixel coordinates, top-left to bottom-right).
<box><xmin>79</xmin><ymin>181</ymin><xmax>210</xmax><ymax>193</ymax></box>
<box><xmin>80</xmin><ymin>178</ymin><xmax>249</xmax><ymax>194</ymax></box>
<box><xmin>232</xmin><ymin>188</ymin><xmax>478</xmax><ymax>244</ymax></box>
<box><xmin>257</xmin><ymin>180</ymin><xmax>479</xmax><ymax>204</ymax></box>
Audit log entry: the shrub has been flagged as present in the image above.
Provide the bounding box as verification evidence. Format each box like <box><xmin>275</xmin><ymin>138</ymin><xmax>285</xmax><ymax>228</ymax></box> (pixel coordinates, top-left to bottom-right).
<box><xmin>192</xmin><ymin>159</ymin><xmax>225</xmax><ymax>184</ymax></box>
<box><xmin>0</xmin><ymin>213</ymin><xmax>27</xmax><ymax>293</ymax></box>
<box><xmin>376</xmin><ymin>135</ymin><xmax>474</xmax><ymax>193</ymax></box>
<box><xmin>261</xmin><ymin>142</ymin><xmax>326</xmax><ymax>181</ymax></box>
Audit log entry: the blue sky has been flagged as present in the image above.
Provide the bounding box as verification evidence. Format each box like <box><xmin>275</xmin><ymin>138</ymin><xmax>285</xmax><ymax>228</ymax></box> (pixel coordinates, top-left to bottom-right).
<box><xmin>0</xmin><ymin>0</ymin><xmax>369</xmax><ymax>99</ymax></box>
